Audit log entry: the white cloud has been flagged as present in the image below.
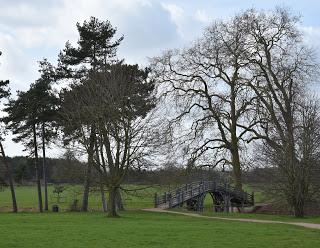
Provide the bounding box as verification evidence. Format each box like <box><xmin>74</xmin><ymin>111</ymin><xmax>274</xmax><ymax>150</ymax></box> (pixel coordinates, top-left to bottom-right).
<box><xmin>301</xmin><ymin>26</ymin><xmax>320</xmax><ymax>50</ymax></box>
<box><xmin>0</xmin><ymin>0</ymin><xmax>181</xmax><ymax>156</ymax></box>
<box><xmin>161</xmin><ymin>3</ymin><xmax>184</xmax><ymax>22</ymax></box>
<box><xmin>194</xmin><ymin>9</ymin><xmax>211</xmax><ymax>23</ymax></box>
<box><xmin>0</xmin><ymin>30</ymin><xmax>37</xmax><ymax>92</ymax></box>
<box><xmin>161</xmin><ymin>3</ymin><xmax>208</xmax><ymax>41</ymax></box>
<box><xmin>1</xmin><ymin>0</ymin><xmax>320</xmax><ymax>156</ymax></box>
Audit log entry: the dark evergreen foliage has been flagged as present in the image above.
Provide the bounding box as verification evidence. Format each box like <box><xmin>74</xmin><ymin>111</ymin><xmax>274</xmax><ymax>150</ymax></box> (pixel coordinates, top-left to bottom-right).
<box><xmin>2</xmin><ymin>79</ymin><xmax>59</xmax><ymax>149</ymax></box>
<box><xmin>57</xmin><ymin>16</ymin><xmax>123</xmax><ymax>79</ymax></box>
<box><xmin>56</xmin><ymin>16</ymin><xmax>124</xmax><ymax>213</ymax></box>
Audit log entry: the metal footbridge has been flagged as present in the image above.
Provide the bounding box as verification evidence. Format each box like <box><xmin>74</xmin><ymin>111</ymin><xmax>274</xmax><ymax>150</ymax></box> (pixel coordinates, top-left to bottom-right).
<box><xmin>154</xmin><ymin>181</ymin><xmax>254</xmax><ymax>212</ymax></box>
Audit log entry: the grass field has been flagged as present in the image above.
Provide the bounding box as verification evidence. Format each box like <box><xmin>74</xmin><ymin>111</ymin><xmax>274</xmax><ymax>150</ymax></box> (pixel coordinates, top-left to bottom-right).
<box><xmin>1</xmin><ymin>184</ymin><xmax>319</xmax><ymax>223</ymax></box>
<box><xmin>1</xmin><ymin>185</ymin><xmax>320</xmax><ymax>247</ymax></box>
<box><xmin>0</xmin><ymin>184</ymin><xmax>163</xmax><ymax>211</ymax></box>
<box><xmin>0</xmin><ymin>184</ymin><xmax>262</xmax><ymax>212</ymax></box>
<box><xmin>0</xmin><ymin>211</ymin><xmax>320</xmax><ymax>248</ymax></box>
<box><xmin>173</xmin><ymin>208</ymin><xmax>320</xmax><ymax>224</ymax></box>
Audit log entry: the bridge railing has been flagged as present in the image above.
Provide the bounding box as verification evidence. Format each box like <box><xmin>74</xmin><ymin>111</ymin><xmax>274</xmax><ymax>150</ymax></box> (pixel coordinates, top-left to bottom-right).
<box><xmin>155</xmin><ymin>180</ymin><xmax>254</xmax><ymax>208</ymax></box>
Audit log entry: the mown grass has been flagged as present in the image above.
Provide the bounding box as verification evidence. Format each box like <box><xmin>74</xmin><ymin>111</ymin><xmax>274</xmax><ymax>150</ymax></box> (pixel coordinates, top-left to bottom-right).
<box><xmin>0</xmin><ymin>183</ymin><xmax>262</xmax><ymax>212</ymax></box>
<box><xmin>0</xmin><ymin>211</ymin><xmax>320</xmax><ymax>248</ymax></box>
<box><xmin>0</xmin><ymin>184</ymin><xmax>163</xmax><ymax>211</ymax></box>
<box><xmin>173</xmin><ymin>208</ymin><xmax>320</xmax><ymax>224</ymax></box>
<box><xmin>1</xmin><ymin>184</ymin><xmax>320</xmax><ymax>225</ymax></box>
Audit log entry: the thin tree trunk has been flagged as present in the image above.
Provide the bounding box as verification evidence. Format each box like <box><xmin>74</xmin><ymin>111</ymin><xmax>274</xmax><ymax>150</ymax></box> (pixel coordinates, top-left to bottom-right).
<box><xmin>33</xmin><ymin>124</ymin><xmax>43</xmax><ymax>212</ymax></box>
<box><xmin>42</xmin><ymin>123</ymin><xmax>48</xmax><ymax>211</ymax></box>
<box><xmin>81</xmin><ymin>159</ymin><xmax>92</xmax><ymax>212</ymax></box>
<box><xmin>0</xmin><ymin>141</ymin><xmax>18</xmax><ymax>213</ymax></box>
<box><xmin>230</xmin><ymin>83</ymin><xmax>242</xmax><ymax>190</ymax></box>
<box><xmin>108</xmin><ymin>186</ymin><xmax>119</xmax><ymax>217</ymax></box>
<box><xmin>81</xmin><ymin>126</ymin><xmax>95</xmax><ymax>212</ymax></box>
<box><xmin>99</xmin><ymin>178</ymin><xmax>107</xmax><ymax>212</ymax></box>
<box><xmin>293</xmin><ymin>186</ymin><xmax>305</xmax><ymax>218</ymax></box>
<box><xmin>94</xmin><ymin>137</ymin><xmax>107</xmax><ymax>212</ymax></box>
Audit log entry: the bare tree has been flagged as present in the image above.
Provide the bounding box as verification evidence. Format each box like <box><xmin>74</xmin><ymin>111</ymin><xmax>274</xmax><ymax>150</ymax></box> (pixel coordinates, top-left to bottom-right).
<box><xmin>240</xmin><ymin>8</ymin><xmax>319</xmax><ymax>217</ymax></box>
<box><xmin>151</xmin><ymin>15</ymin><xmax>258</xmax><ymax>190</ymax></box>
<box><xmin>60</xmin><ymin>62</ymin><xmax>157</xmax><ymax>217</ymax></box>
<box><xmin>297</xmin><ymin>100</ymin><xmax>320</xmax><ymax>208</ymax></box>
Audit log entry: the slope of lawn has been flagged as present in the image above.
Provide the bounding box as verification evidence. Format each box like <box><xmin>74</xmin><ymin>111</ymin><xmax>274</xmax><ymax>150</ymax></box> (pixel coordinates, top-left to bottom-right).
<box><xmin>0</xmin><ymin>211</ymin><xmax>320</xmax><ymax>248</ymax></box>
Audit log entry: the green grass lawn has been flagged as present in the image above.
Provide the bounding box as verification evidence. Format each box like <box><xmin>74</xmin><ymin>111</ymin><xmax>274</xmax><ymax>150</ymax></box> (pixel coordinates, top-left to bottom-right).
<box><xmin>173</xmin><ymin>208</ymin><xmax>320</xmax><ymax>224</ymax></box>
<box><xmin>0</xmin><ymin>184</ymin><xmax>164</xmax><ymax>211</ymax></box>
<box><xmin>0</xmin><ymin>211</ymin><xmax>319</xmax><ymax>248</ymax></box>
<box><xmin>1</xmin><ymin>185</ymin><xmax>320</xmax><ymax>247</ymax></box>
<box><xmin>1</xmin><ymin>184</ymin><xmax>320</xmax><ymax>224</ymax></box>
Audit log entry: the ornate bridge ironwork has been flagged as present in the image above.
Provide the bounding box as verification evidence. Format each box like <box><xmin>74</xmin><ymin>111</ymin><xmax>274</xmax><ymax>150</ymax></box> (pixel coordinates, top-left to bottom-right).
<box><xmin>154</xmin><ymin>181</ymin><xmax>254</xmax><ymax>212</ymax></box>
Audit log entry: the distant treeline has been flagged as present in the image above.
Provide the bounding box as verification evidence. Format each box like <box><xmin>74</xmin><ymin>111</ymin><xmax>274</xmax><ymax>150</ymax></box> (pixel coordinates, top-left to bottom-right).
<box><xmin>0</xmin><ymin>156</ymin><xmax>230</xmax><ymax>185</ymax></box>
<box><xmin>1</xmin><ymin>156</ymin><xmax>298</xmax><ymax>187</ymax></box>
<box><xmin>0</xmin><ymin>156</ymin><xmax>85</xmax><ymax>185</ymax></box>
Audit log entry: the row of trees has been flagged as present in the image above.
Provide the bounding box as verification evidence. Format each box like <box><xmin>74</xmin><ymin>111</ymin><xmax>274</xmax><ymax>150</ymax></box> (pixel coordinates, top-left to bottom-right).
<box><xmin>0</xmin><ymin>17</ymin><xmax>158</xmax><ymax>217</ymax></box>
<box><xmin>0</xmin><ymin>8</ymin><xmax>319</xmax><ymax>217</ymax></box>
<box><xmin>151</xmin><ymin>8</ymin><xmax>320</xmax><ymax>217</ymax></box>
<box><xmin>0</xmin><ymin>154</ymin><xmax>86</xmax><ymax>184</ymax></box>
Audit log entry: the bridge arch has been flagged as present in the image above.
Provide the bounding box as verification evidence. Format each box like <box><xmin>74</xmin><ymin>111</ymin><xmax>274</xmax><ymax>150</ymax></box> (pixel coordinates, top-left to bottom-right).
<box><xmin>155</xmin><ymin>181</ymin><xmax>254</xmax><ymax>212</ymax></box>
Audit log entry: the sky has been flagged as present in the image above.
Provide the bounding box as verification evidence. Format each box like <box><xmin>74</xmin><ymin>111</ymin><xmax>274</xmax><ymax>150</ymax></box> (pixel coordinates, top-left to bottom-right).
<box><xmin>1</xmin><ymin>0</ymin><xmax>320</xmax><ymax>157</ymax></box>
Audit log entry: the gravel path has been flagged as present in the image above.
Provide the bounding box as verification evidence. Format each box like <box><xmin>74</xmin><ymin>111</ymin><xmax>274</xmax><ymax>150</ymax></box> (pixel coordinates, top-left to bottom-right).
<box><xmin>143</xmin><ymin>208</ymin><xmax>320</xmax><ymax>230</ymax></box>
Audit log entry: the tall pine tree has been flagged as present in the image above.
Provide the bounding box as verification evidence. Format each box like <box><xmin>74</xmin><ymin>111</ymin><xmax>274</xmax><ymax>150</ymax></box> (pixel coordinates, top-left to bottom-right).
<box><xmin>3</xmin><ymin>70</ymin><xmax>59</xmax><ymax>212</ymax></box>
<box><xmin>57</xmin><ymin>16</ymin><xmax>123</xmax><ymax>212</ymax></box>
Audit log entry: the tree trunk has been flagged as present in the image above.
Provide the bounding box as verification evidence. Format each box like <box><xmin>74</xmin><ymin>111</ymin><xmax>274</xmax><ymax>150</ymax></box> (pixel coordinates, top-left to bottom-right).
<box><xmin>292</xmin><ymin>167</ymin><xmax>306</xmax><ymax>218</ymax></box>
<box><xmin>293</xmin><ymin>193</ymin><xmax>305</xmax><ymax>218</ymax></box>
<box><xmin>81</xmin><ymin>126</ymin><xmax>95</xmax><ymax>212</ymax></box>
<box><xmin>230</xmin><ymin>83</ymin><xmax>242</xmax><ymax>191</ymax></box>
<box><xmin>33</xmin><ymin>124</ymin><xmax>43</xmax><ymax>212</ymax></box>
<box><xmin>42</xmin><ymin>123</ymin><xmax>48</xmax><ymax>211</ymax></box>
<box><xmin>287</xmin><ymin>126</ymin><xmax>305</xmax><ymax>217</ymax></box>
<box><xmin>99</xmin><ymin>178</ymin><xmax>107</xmax><ymax>212</ymax></box>
<box><xmin>94</xmin><ymin>136</ymin><xmax>107</xmax><ymax>212</ymax></box>
<box><xmin>231</xmin><ymin>148</ymin><xmax>242</xmax><ymax>190</ymax></box>
<box><xmin>108</xmin><ymin>186</ymin><xmax>119</xmax><ymax>217</ymax></box>
<box><xmin>0</xmin><ymin>142</ymin><xmax>18</xmax><ymax>213</ymax></box>
<box><xmin>81</xmin><ymin>160</ymin><xmax>92</xmax><ymax>212</ymax></box>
